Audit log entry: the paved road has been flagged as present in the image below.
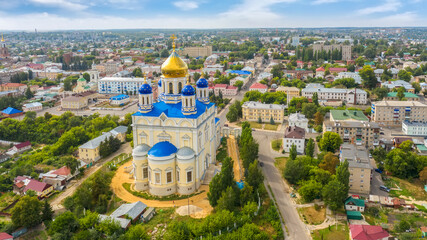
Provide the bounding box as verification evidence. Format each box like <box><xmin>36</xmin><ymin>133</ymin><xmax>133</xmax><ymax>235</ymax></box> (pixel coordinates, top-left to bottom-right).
<box><xmin>253</xmin><ymin>131</ymin><xmax>311</xmax><ymax>240</ymax></box>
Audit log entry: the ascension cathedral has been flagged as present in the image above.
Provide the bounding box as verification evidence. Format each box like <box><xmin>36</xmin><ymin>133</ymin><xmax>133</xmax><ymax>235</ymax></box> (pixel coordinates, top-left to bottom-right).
<box><xmin>131</xmin><ymin>36</ymin><xmax>221</xmax><ymax>196</ymax></box>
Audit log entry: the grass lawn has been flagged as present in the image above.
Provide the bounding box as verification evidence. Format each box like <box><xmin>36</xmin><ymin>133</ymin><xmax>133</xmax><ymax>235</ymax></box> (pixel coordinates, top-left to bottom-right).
<box><xmin>298</xmin><ymin>206</ymin><xmax>326</xmax><ymax>225</ymax></box>
<box><xmin>264</xmin><ymin>123</ymin><xmax>279</xmax><ymax>131</ymax></box>
<box><xmin>312</xmin><ymin>224</ymin><xmax>349</xmax><ymax>240</ymax></box>
<box><xmin>271</xmin><ymin>139</ymin><xmax>282</xmax><ymax>152</ymax></box>
<box><xmin>274</xmin><ymin>157</ymin><xmax>288</xmax><ymax>173</ymax></box>
<box><xmin>387</xmin><ymin>177</ymin><xmax>427</xmax><ymax>201</ymax></box>
<box><xmin>237</xmin><ymin>121</ymin><xmax>263</xmax><ymax>129</ymax></box>
<box><xmin>21</xmin><ymin>230</ymin><xmax>48</xmax><ymax>240</ymax></box>
<box><xmin>0</xmin><ymin>192</ymin><xmax>20</xmax><ymax>209</ymax></box>
<box><xmin>364</xmin><ymin>207</ymin><xmax>389</xmax><ymax>225</ymax></box>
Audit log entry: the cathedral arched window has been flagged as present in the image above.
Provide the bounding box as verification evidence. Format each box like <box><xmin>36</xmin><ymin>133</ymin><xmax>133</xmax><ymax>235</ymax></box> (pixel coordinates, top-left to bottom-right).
<box><xmin>169</xmin><ymin>82</ymin><xmax>173</xmax><ymax>94</ymax></box>
<box><xmin>186</xmin><ymin>98</ymin><xmax>188</xmax><ymax>106</ymax></box>
<box><xmin>205</xmin><ymin>124</ymin><xmax>209</xmax><ymax>142</ymax></box>
<box><xmin>178</xmin><ymin>82</ymin><xmax>183</xmax><ymax>93</ymax></box>
<box><xmin>142</xmin><ymin>97</ymin><xmax>145</xmax><ymax>105</ymax></box>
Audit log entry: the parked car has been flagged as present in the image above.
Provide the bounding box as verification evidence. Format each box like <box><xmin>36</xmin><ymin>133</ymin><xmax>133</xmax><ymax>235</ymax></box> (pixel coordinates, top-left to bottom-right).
<box><xmin>224</xmin><ymin>124</ymin><xmax>228</xmax><ymax>127</ymax></box>
<box><xmin>379</xmin><ymin>185</ymin><xmax>390</xmax><ymax>192</ymax></box>
<box><xmin>375</xmin><ymin>168</ymin><xmax>383</xmax><ymax>174</ymax></box>
<box><xmin>251</xmin><ymin>128</ymin><xmax>256</xmax><ymax>131</ymax></box>
<box><xmin>259</xmin><ymin>162</ymin><xmax>264</xmax><ymax>167</ymax></box>
<box><xmin>380</xmin><ymin>132</ymin><xmax>385</xmax><ymax>135</ymax></box>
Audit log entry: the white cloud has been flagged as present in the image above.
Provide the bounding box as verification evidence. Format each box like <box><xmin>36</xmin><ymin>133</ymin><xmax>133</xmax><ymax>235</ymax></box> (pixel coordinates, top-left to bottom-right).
<box><xmin>173</xmin><ymin>1</ymin><xmax>199</xmax><ymax>10</ymax></box>
<box><xmin>357</xmin><ymin>0</ymin><xmax>401</xmax><ymax>15</ymax></box>
<box><xmin>312</xmin><ymin>0</ymin><xmax>339</xmax><ymax>5</ymax></box>
<box><xmin>29</xmin><ymin>0</ymin><xmax>87</xmax><ymax>11</ymax></box>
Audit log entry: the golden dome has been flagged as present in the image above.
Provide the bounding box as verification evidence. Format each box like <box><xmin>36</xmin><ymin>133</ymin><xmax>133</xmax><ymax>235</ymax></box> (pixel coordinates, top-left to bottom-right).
<box><xmin>161</xmin><ymin>34</ymin><xmax>188</xmax><ymax>78</ymax></box>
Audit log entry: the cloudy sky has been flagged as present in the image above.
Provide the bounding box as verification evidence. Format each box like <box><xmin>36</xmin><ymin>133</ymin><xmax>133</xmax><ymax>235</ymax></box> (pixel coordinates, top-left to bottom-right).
<box><xmin>0</xmin><ymin>0</ymin><xmax>426</xmax><ymax>30</ymax></box>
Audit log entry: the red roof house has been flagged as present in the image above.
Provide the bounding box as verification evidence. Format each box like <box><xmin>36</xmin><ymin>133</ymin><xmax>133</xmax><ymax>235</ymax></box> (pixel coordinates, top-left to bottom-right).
<box><xmin>329</xmin><ymin>68</ymin><xmax>347</xmax><ymax>73</ymax></box>
<box><xmin>249</xmin><ymin>82</ymin><xmax>268</xmax><ymax>93</ymax></box>
<box><xmin>0</xmin><ymin>232</ymin><xmax>13</xmax><ymax>240</ymax></box>
<box><xmin>349</xmin><ymin>225</ymin><xmax>389</xmax><ymax>240</ymax></box>
<box><xmin>23</xmin><ymin>179</ymin><xmax>53</xmax><ymax>198</ymax></box>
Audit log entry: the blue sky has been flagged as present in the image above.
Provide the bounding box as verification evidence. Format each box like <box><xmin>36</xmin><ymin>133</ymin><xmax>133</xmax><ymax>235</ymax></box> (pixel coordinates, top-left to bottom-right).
<box><xmin>0</xmin><ymin>0</ymin><xmax>426</xmax><ymax>30</ymax></box>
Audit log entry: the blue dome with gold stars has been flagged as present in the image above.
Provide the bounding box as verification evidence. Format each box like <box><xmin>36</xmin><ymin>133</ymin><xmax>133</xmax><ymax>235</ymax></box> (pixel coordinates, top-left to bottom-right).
<box><xmin>196</xmin><ymin>77</ymin><xmax>208</xmax><ymax>88</ymax></box>
<box><xmin>139</xmin><ymin>82</ymin><xmax>152</xmax><ymax>94</ymax></box>
<box><xmin>182</xmin><ymin>84</ymin><xmax>195</xmax><ymax>96</ymax></box>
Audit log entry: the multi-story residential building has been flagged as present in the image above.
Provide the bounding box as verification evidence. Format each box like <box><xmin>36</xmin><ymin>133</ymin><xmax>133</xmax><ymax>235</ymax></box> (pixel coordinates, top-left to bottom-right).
<box><xmin>288</xmin><ymin>113</ymin><xmax>309</xmax><ymax>131</ymax></box>
<box><xmin>381</xmin><ymin>80</ymin><xmax>415</xmax><ymax>93</ymax></box>
<box><xmin>178</xmin><ymin>46</ymin><xmax>212</xmax><ymax>58</ymax></box>
<box><xmin>61</xmin><ymin>96</ymin><xmax>89</xmax><ymax>110</ymax></box>
<box><xmin>242</xmin><ymin>101</ymin><xmax>285</xmax><ymax>123</ymax></box>
<box><xmin>312</xmin><ymin>43</ymin><xmax>352</xmax><ymax>61</ymax></box>
<box><xmin>384</xmin><ymin>92</ymin><xmax>419</xmax><ymax>101</ymax></box>
<box><xmin>22</xmin><ymin>102</ymin><xmax>43</xmax><ymax>112</ymax></box>
<box><xmin>302</xmin><ymin>84</ymin><xmax>367</xmax><ymax>104</ymax></box>
<box><xmin>402</xmin><ymin>121</ymin><xmax>427</xmax><ymax>136</ymax></box>
<box><xmin>98</xmin><ymin>77</ymin><xmax>149</xmax><ymax>94</ymax></box>
<box><xmin>283</xmin><ymin>126</ymin><xmax>305</xmax><ymax>153</ymax></box>
<box><xmin>371</xmin><ymin>101</ymin><xmax>427</xmax><ymax>127</ymax></box>
<box><xmin>78</xmin><ymin>126</ymin><xmax>127</xmax><ymax>167</ymax></box>
<box><xmin>339</xmin><ymin>144</ymin><xmax>372</xmax><ymax>194</ymax></box>
<box><xmin>284</xmin><ymin>70</ymin><xmax>314</xmax><ymax>80</ymax></box>
<box><xmin>323</xmin><ymin>110</ymin><xmax>380</xmax><ymax>149</ymax></box>
<box><xmin>0</xmin><ymin>83</ymin><xmax>27</xmax><ymax>92</ymax></box>
<box><xmin>209</xmin><ymin>84</ymin><xmax>238</xmax><ymax>96</ymax></box>
<box><xmin>275</xmin><ymin>86</ymin><xmax>300</xmax><ymax>102</ymax></box>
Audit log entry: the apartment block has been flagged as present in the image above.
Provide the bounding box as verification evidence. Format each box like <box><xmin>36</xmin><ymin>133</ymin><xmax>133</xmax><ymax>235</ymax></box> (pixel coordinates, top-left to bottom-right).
<box><xmin>242</xmin><ymin>101</ymin><xmax>285</xmax><ymax>123</ymax></box>
<box><xmin>302</xmin><ymin>84</ymin><xmax>367</xmax><ymax>104</ymax></box>
<box><xmin>178</xmin><ymin>46</ymin><xmax>212</xmax><ymax>58</ymax></box>
<box><xmin>323</xmin><ymin>110</ymin><xmax>380</xmax><ymax>149</ymax></box>
<box><xmin>312</xmin><ymin>43</ymin><xmax>352</xmax><ymax>61</ymax></box>
<box><xmin>339</xmin><ymin>144</ymin><xmax>372</xmax><ymax>195</ymax></box>
<box><xmin>371</xmin><ymin>101</ymin><xmax>427</xmax><ymax>127</ymax></box>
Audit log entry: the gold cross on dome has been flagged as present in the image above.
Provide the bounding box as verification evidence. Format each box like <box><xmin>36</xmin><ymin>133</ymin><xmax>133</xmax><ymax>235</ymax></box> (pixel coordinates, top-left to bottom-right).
<box><xmin>170</xmin><ymin>34</ymin><xmax>177</xmax><ymax>50</ymax></box>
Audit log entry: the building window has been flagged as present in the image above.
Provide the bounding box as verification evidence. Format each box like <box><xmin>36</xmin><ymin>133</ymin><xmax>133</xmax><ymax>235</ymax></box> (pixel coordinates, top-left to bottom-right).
<box><xmin>187</xmin><ymin>171</ymin><xmax>192</xmax><ymax>183</ymax></box>
<box><xmin>169</xmin><ymin>82</ymin><xmax>173</xmax><ymax>94</ymax></box>
<box><xmin>178</xmin><ymin>82</ymin><xmax>183</xmax><ymax>93</ymax></box>
<box><xmin>155</xmin><ymin>172</ymin><xmax>161</xmax><ymax>184</ymax></box>
<box><xmin>143</xmin><ymin>167</ymin><xmax>148</xmax><ymax>179</ymax></box>
<box><xmin>166</xmin><ymin>171</ymin><xmax>172</xmax><ymax>183</ymax></box>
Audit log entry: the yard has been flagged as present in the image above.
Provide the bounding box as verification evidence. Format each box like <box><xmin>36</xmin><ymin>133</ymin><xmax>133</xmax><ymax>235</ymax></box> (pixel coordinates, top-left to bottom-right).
<box><xmin>237</xmin><ymin>121</ymin><xmax>263</xmax><ymax>129</ymax></box>
<box><xmin>271</xmin><ymin>139</ymin><xmax>282</xmax><ymax>152</ymax></box>
<box><xmin>264</xmin><ymin>123</ymin><xmax>279</xmax><ymax>131</ymax></box>
<box><xmin>386</xmin><ymin>177</ymin><xmax>427</xmax><ymax>201</ymax></box>
<box><xmin>274</xmin><ymin>157</ymin><xmax>288</xmax><ymax>174</ymax></box>
<box><xmin>297</xmin><ymin>206</ymin><xmax>326</xmax><ymax>225</ymax></box>
<box><xmin>312</xmin><ymin>224</ymin><xmax>349</xmax><ymax>240</ymax></box>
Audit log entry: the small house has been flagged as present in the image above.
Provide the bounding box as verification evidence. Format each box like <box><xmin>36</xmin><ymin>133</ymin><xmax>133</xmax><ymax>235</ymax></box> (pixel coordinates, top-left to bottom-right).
<box><xmin>7</xmin><ymin>141</ymin><xmax>31</xmax><ymax>155</ymax></box>
<box><xmin>109</xmin><ymin>94</ymin><xmax>130</xmax><ymax>106</ymax></box>
<box><xmin>110</xmin><ymin>201</ymin><xmax>147</xmax><ymax>223</ymax></box>
<box><xmin>0</xmin><ymin>232</ymin><xmax>13</xmax><ymax>240</ymax></box>
<box><xmin>1</xmin><ymin>107</ymin><xmax>23</xmax><ymax>118</ymax></box>
<box><xmin>141</xmin><ymin>207</ymin><xmax>156</xmax><ymax>223</ymax></box>
<box><xmin>346</xmin><ymin>211</ymin><xmax>362</xmax><ymax>220</ymax></box>
<box><xmin>345</xmin><ymin>197</ymin><xmax>365</xmax><ymax>212</ymax></box>
<box><xmin>349</xmin><ymin>224</ymin><xmax>389</xmax><ymax>240</ymax></box>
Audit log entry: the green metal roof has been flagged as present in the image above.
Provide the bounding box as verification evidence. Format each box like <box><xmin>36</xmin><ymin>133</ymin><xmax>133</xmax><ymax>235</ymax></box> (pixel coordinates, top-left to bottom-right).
<box><xmin>416</xmin><ymin>144</ymin><xmax>427</xmax><ymax>152</ymax></box>
<box><xmin>330</xmin><ymin>110</ymin><xmax>369</xmax><ymax>121</ymax></box>
<box><xmin>345</xmin><ymin>197</ymin><xmax>365</xmax><ymax>207</ymax></box>
<box><xmin>346</xmin><ymin>211</ymin><xmax>362</xmax><ymax>220</ymax></box>
<box><xmin>387</xmin><ymin>92</ymin><xmax>419</xmax><ymax>98</ymax></box>
<box><xmin>77</xmin><ymin>77</ymin><xmax>86</xmax><ymax>82</ymax></box>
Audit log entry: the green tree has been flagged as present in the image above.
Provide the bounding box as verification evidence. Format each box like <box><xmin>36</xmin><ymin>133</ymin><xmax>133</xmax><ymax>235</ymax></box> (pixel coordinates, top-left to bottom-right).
<box><xmin>319</xmin><ymin>132</ymin><xmax>343</xmax><ymax>153</ymax></box>
<box><xmin>11</xmin><ymin>196</ymin><xmax>42</xmax><ymax>228</ymax></box>
<box><xmin>284</xmin><ymin>156</ymin><xmax>317</xmax><ymax>184</ymax></box>
<box><xmin>42</xmin><ymin>200</ymin><xmax>53</xmax><ymax>223</ymax></box>
<box><xmin>164</xmin><ymin>221</ymin><xmax>193</xmax><ymax>240</ymax></box>
<box><xmin>83</xmin><ymin>72</ymin><xmax>90</xmax><ymax>81</ymax></box>
<box><xmin>122</xmin><ymin>225</ymin><xmax>150</xmax><ymax>240</ymax></box>
<box><xmin>269</xmin><ymin>116</ymin><xmax>275</xmax><ymax>125</ymax></box>
<box><xmin>312</xmin><ymin>92</ymin><xmax>319</xmax><ymax>106</ymax></box>
<box><xmin>96</xmin><ymin>218</ymin><xmax>122</xmax><ymax>237</ymax></box>
<box><xmin>319</xmin><ymin>152</ymin><xmax>339</xmax><ymax>174</ymax></box>
<box><xmin>48</xmin><ymin>211</ymin><xmax>79</xmax><ymax>239</ymax></box>
<box><xmin>397</xmin><ymin>86</ymin><xmax>405</xmax><ymax>100</ymax></box>
<box><xmin>60</xmin><ymin>156</ymin><xmax>79</xmax><ymax>174</ymax></box>
<box><xmin>79</xmin><ymin>210</ymin><xmax>99</xmax><ymax>230</ymax></box>
<box><xmin>302</xmin><ymin>103</ymin><xmax>318</xmax><ymax>119</ymax></box>
<box><xmin>322</xmin><ymin>177</ymin><xmax>347</xmax><ymax>210</ymax></box>
<box><xmin>160</xmin><ymin>49</ymin><xmax>170</xmax><ymax>58</ymax></box>
<box><xmin>305</xmin><ymin>138</ymin><xmax>315</xmax><ymax>158</ymax></box>
<box><xmin>247</xmin><ymin>160</ymin><xmax>264</xmax><ymax>190</ymax></box>
<box><xmin>412</xmin><ymin>82</ymin><xmax>421</xmax><ymax>93</ymax></box>
<box><xmin>398</xmin><ymin>69</ymin><xmax>412</xmax><ymax>82</ymax></box>
<box><xmin>233</xmin><ymin>80</ymin><xmax>244</xmax><ymax>90</ymax></box>
<box><xmin>208</xmin><ymin>157</ymin><xmax>235</xmax><ymax>207</ymax></box>
<box><xmin>216</xmin><ymin>186</ymin><xmax>238</xmax><ymax>212</ymax></box>
<box><xmin>289</xmin><ymin>144</ymin><xmax>297</xmax><ymax>160</ymax></box>
<box><xmin>132</xmin><ymin>67</ymin><xmax>143</xmax><ymax>77</ymax></box>
<box><xmin>25</xmin><ymin>87</ymin><xmax>34</xmax><ymax>99</ymax></box>
<box><xmin>359</xmin><ymin>65</ymin><xmax>377</xmax><ymax>89</ymax></box>
<box><xmin>298</xmin><ymin>180</ymin><xmax>322</xmax><ymax>202</ymax></box>
<box><xmin>336</xmin><ymin>159</ymin><xmax>350</xmax><ymax>194</ymax></box>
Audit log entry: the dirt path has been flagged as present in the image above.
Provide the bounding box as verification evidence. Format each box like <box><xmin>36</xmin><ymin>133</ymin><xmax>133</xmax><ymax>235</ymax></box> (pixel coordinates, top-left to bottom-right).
<box><xmin>51</xmin><ymin>143</ymin><xmax>132</xmax><ymax>211</ymax></box>
<box><xmin>110</xmin><ymin>161</ymin><xmax>213</xmax><ymax>217</ymax></box>
<box><xmin>227</xmin><ymin>136</ymin><xmax>242</xmax><ymax>182</ymax></box>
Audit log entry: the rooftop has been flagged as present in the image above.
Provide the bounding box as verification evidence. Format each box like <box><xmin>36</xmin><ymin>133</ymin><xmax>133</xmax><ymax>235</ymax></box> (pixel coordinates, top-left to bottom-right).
<box><xmin>340</xmin><ymin>144</ymin><xmax>371</xmax><ymax>169</ymax></box>
<box><xmin>386</xmin><ymin>92</ymin><xmax>419</xmax><ymax>98</ymax></box>
<box><xmin>373</xmin><ymin>100</ymin><xmax>427</xmax><ymax>107</ymax></box>
<box><xmin>330</xmin><ymin>110</ymin><xmax>369</xmax><ymax>121</ymax></box>
<box><xmin>242</xmin><ymin>101</ymin><xmax>286</xmax><ymax>110</ymax></box>
<box><xmin>349</xmin><ymin>224</ymin><xmax>389</xmax><ymax>240</ymax></box>
<box><xmin>284</xmin><ymin>126</ymin><xmax>305</xmax><ymax>139</ymax></box>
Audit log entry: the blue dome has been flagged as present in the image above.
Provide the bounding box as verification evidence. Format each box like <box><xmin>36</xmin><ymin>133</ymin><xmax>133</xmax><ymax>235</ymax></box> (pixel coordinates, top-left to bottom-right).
<box><xmin>158</xmin><ymin>79</ymin><xmax>162</xmax><ymax>87</ymax></box>
<box><xmin>139</xmin><ymin>83</ymin><xmax>152</xmax><ymax>94</ymax></box>
<box><xmin>148</xmin><ymin>141</ymin><xmax>177</xmax><ymax>157</ymax></box>
<box><xmin>196</xmin><ymin>78</ymin><xmax>208</xmax><ymax>88</ymax></box>
<box><xmin>182</xmin><ymin>84</ymin><xmax>195</xmax><ymax>96</ymax></box>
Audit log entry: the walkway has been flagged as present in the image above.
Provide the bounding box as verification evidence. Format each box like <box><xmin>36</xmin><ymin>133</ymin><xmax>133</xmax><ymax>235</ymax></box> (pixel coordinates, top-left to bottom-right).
<box><xmin>110</xmin><ymin>161</ymin><xmax>213</xmax><ymax>218</ymax></box>
<box><xmin>227</xmin><ymin>136</ymin><xmax>243</xmax><ymax>182</ymax></box>
<box><xmin>51</xmin><ymin>143</ymin><xmax>132</xmax><ymax>211</ymax></box>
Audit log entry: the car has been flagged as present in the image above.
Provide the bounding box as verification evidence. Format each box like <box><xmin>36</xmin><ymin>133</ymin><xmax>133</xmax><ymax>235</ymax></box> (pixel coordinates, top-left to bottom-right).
<box><xmin>369</xmin><ymin>154</ymin><xmax>372</xmax><ymax>158</ymax></box>
<box><xmin>251</xmin><ymin>128</ymin><xmax>256</xmax><ymax>131</ymax></box>
<box><xmin>259</xmin><ymin>162</ymin><xmax>264</xmax><ymax>167</ymax></box>
<box><xmin>224</xmin><ymin>124</ymin><xmax>228</xmax><ymax>127</ymax></box>
<box><xmin>380</xmin><ymin>132</ymin><xmax>385</xmax><ymax>135</ymax></box>
<box><xmin>379</xmin><ymin>185</ymin><xmax>390</xmax><ymax>192</ymax></box>
<box><xmin>375</xmin><ymin>168</ymin><xmax>383</xmax><ymax>174</ymax></box>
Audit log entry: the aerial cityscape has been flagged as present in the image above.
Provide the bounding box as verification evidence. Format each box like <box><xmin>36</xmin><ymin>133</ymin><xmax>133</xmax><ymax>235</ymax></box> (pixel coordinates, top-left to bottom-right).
<box><xmin>0</xmin><ymin>1</ymin><xmax>426</xmax><ymax>240</ymax></box>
